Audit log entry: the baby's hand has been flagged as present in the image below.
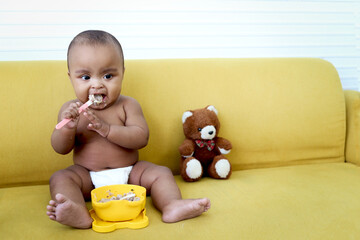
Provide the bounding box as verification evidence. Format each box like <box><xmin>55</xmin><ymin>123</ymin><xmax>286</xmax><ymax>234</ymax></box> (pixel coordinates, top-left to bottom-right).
<box><xmin>60</xmin><ymin>102</ymin><xmax>81</xmax><ymax>129</ymax></box>
<box><xmin>83</xmin><ymin>109</ymin><xmax>110</xmax><ymax>137</ymax></box>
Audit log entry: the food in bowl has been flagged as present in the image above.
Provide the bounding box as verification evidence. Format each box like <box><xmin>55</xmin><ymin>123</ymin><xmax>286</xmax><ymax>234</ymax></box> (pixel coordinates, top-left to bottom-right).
<box><xmin>97</xmin><ymin>190</ymin><xmax>141</xmax><ymax>203</ymax></box>
<box><xmin>91</xmin><ymin>184</ymin><xmax>146</xmax><ymax>222</ymax></box>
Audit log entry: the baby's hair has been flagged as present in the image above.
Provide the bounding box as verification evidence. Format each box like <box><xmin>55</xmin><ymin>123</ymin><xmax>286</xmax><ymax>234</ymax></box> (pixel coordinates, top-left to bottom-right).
<box><xmin>67</xmin><ymin>30</ymin><xmax>124</xmax><ymax>70</ymax></box>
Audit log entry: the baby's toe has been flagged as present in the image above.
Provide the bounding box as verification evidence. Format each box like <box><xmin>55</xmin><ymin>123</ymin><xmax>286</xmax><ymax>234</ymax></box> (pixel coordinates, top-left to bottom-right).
<box><xmin>200</xmin><ymin>198</ymin><xmax>211</xmax><ymax>211</ymax></box>
<box><xmin>48</xmin><ymin>213</ymin><xmax>56</xmax><ymax>221</ymax></box>
<box><xmin>47</xmin><ymin>205</ymin><xmax>55</xmax><ymax>212</ymax></box>
<box><xmin>55</xmin><ymin>193</ymin><xmax>67</xmax><ymax>204</ymax></box>
<box><xmin>49</xmin><ymin>199</ymin><xmax>57</xmax><ymax>206</ymax></box>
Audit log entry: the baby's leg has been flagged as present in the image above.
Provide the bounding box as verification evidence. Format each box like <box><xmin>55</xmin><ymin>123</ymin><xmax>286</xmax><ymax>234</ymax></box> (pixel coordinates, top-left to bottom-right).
<box><xmin>46</xmin><ymin>165</ymin><xmax>94</xmax><ymax>228</ymax></box>
<box><xmin>129</xmin><ymin>161</ymin><xmax>211</xmax><ymax>223</ymax></box>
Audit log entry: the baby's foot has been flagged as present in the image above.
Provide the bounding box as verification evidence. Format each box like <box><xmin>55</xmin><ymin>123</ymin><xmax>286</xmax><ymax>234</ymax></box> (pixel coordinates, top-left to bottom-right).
<box><xmin>162</xmin><ymin>198</ymin><xmax>211</xmax><ymax>223</ymax></box>
<box><xmin>46</xmin><ymin>193</ymin><xmax>93</xmax><ymax>229</ymax></box>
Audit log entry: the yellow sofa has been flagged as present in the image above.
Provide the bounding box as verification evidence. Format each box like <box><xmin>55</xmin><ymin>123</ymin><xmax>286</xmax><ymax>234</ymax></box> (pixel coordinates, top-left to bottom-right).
<box><xmin>1</xmin><ymin>58</ymin><xmax>360</xmax><ymax>239</ymax></box>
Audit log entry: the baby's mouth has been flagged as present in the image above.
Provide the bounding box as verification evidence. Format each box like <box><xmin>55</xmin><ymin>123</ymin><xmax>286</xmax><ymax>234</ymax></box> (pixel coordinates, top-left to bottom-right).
<box><xmin>89</xmin><ymin>94</ymin><xmax>106</xmax><ymax>106</ymax></box>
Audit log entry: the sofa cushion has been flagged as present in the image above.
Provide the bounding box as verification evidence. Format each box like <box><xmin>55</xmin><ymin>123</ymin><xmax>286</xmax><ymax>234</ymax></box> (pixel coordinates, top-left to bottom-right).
<box><xmin>1</xmin><ymin>162</ymin><xmax>359</xmax><ymax>239</ymax></box>
<box><xmin>0</xmin><ymin>61</ymin><xmax>73</xmax><ymax>187</ymax></box>
<box><xmin>0</xmin><ymin>58</ymin><xmax>346</xmax><ymax>186</ymax></box>
<box><xmin>123</xmin><ymin>58</ymin><xmax>346</xmax><ymax>171</ymax></box>
<box><xmin>344</xmin><ymin>90</ymin><xmax>360</xmax><ymax>165</ymax></box>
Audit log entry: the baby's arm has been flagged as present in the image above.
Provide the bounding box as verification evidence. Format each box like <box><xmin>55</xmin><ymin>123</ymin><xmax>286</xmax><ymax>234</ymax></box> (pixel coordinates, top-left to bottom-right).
<box><xmin>84</xmin><ymin>97</ymin><xmax>149</xmax><ymax>150</ymax></box>
<box><xmin>51</xmin><ymin>101</ymin><xmax>80</xmax><ymax>154</ymax></box>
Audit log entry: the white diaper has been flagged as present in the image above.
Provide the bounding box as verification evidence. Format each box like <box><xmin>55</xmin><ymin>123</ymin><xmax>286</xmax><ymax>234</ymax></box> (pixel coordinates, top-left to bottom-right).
<box><xmin>90</xmin><ymin>166</ymin><xmax>133</xmax><ymax>189</ymax></box>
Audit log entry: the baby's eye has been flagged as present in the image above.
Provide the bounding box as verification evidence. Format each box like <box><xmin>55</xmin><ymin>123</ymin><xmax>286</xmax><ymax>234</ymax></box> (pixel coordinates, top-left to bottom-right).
<box><xmin>104</xmin><ymin>74</ymin><xmax>113</xmax><ymax>80</ymax></box>
<box><xmin>81</xmin><ymin>75</ymin><xmax>90</xmax><ymax>80</ymax></box>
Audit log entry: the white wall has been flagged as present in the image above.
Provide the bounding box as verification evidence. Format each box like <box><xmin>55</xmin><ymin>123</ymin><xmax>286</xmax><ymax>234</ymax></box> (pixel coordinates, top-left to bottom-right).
<box><xmin>1</xmin><ymin>0</ymin><xmax>359</xmax><ymax>90</ymax></box>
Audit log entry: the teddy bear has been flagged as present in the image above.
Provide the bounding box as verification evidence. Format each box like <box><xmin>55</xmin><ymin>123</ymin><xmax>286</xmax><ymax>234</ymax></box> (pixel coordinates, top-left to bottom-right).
<box><xmin>178</xmin><ymin>105</ymin><xmax>232</xmax><ymax>182</ymax></box>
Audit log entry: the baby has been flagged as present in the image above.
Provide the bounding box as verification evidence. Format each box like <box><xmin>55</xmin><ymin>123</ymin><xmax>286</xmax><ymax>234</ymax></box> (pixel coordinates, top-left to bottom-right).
<box><xmin>46</xmin><ymin>30</ymin><xmax>210</xmax><ymax>228</ymax></box>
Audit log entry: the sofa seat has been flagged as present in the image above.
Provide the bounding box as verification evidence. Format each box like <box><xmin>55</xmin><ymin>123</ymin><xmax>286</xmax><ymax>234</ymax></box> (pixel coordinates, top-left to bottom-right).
<box><xmin>1</xmin><ymin>162</ymin><xmax>359</xmax><ymax>239</ymax></box>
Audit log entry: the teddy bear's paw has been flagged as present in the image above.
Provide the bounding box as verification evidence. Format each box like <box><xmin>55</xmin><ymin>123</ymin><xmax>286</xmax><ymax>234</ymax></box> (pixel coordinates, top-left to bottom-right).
<box><xmin>182</xmin><ymin>152</ymin><xmax>194</xmax><ymax>158</ymax></box>
<box><xmin>186</xmin><ymin>159</ymin><xmax>203</xmax><ymax>180</ymax></box>
<box><xmin>215</xmin><ymin>159</ymin><xmax>231</xmax><ymax>178</ymax></box>
<box><xmin>218</xmin><ymin>147</ymin><xmax>231</xmax><ymax>155</ymax></box>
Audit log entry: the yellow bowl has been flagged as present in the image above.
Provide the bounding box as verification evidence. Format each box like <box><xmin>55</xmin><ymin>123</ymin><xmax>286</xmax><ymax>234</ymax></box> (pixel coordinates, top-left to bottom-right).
<box><xmin>91</xmin><ymin>184</ymin><xmax>146</xmax><ymax>222</ymax></box>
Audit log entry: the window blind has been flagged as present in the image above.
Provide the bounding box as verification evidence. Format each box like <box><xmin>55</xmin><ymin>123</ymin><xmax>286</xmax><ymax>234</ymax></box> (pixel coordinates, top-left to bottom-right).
<box><xmin>0</xmin><ymin>0</ymin><xmax>359</xmax><ymax>90</ymax></box>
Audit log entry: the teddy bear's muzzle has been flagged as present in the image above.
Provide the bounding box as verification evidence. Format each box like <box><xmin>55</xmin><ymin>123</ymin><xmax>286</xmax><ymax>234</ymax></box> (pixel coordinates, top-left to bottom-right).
<box><xmin>201</xmin><ymin>125</ymin><xmax>216</xmax><ymax>140</ymax></box>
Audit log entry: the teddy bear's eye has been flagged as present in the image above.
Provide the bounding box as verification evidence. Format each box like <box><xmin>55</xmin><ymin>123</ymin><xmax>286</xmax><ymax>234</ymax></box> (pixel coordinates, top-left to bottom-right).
<box><xmin>198</xmin><ymin>128</ymin><xmax>202</xmax><ymax>132</ymax></box>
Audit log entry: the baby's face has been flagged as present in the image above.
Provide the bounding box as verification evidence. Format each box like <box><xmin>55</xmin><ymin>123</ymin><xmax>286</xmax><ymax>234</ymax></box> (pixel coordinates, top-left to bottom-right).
<box><xmin>67</xmin><ymin>43</ymin><xmax>124</xmax><ymax>109</ymax></box>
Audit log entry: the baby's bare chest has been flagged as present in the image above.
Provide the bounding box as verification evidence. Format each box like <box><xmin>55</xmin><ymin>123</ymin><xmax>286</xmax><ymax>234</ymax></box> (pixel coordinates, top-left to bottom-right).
<box><xmin>72</xmin><ymin>105</ymin><xmax>138</xmax><ymax>169</ymax></box>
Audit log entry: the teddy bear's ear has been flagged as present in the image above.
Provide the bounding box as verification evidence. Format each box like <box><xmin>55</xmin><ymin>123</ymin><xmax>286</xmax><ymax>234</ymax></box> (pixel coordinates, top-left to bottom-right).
<box><xmin>182</xmin><ymin>111</ymin><xmax>193</xmax><ymax>124</ymax></box>
<box><xmin>206</xmin><ymin>105</ymin><xmax>218</xmax><ymax>115</ymax></box>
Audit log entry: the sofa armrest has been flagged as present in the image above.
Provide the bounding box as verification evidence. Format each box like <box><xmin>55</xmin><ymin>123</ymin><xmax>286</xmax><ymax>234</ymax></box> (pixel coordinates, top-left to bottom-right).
<box><xmin>344</xmin><ymin>90</ymin><xmax>360</xmax><ymax>165</ymax></box>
